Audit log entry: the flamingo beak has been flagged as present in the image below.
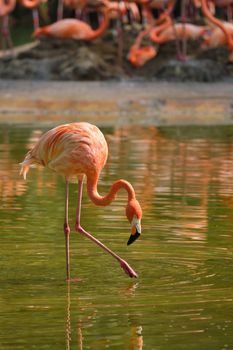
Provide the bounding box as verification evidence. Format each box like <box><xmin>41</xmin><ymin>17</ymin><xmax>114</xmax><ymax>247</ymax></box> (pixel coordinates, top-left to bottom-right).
<box><xmin>127</xmin><ymin>220</ymin><xmax>141</xmax><ymax>246</ymax></box>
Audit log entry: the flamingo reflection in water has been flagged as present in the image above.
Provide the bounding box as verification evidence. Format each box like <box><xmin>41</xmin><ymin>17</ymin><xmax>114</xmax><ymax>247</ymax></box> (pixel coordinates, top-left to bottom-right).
<box><xmin>65</xmin><ymin>282</ymin><xmax>143</xmax><ymax>350</ymax></box>
<box><xmin>20</xmin><ymin>122</ymin><xmax>142</xmax><ymax>280</ymax></box>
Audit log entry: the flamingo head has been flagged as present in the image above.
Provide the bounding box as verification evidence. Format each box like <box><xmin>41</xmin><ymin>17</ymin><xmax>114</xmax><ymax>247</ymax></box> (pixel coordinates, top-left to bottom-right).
<box><xmin>126</xmin><ymin>199</ymin><xmax>142</xmax><ymax>245</ymax></box>
<box><xmin>128</xmin><ymin>46</ymin><xmax>157</xmax><ymax>68</ymax></box>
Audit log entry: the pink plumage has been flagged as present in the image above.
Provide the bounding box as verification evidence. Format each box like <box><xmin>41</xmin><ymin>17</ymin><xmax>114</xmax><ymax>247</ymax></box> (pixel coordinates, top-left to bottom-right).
<box><xmin>21</xmin><ymin>122</ymin><xmax>108</xmax><ymax>182</ymax></box>
<box><xmin>20</xmin><ymin>122</ymin><xmax>142</xmax><ymax>280</ymax></box>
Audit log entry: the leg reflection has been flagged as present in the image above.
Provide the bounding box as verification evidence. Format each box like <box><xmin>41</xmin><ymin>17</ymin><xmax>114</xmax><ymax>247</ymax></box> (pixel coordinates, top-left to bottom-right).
<box><xmin>66</xmin><ymin>283</ymin><xmax>83</xmax><ymax>350</ymax></box>
<box><xmin>65</xmin><ymin>282</ymin><xmax>143</xmax><ymax>349</ymax></box>
<box><xmin>66</xmin><ymin>282</ymin><xmax>71</xmax><ymax>350</ymax></box>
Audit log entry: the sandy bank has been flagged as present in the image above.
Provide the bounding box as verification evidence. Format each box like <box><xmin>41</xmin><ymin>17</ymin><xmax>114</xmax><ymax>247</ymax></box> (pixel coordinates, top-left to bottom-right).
<box><xmin>0</xmin><ymin>80</ymin><xmax>233</xmax><ymax>126</ymax></box>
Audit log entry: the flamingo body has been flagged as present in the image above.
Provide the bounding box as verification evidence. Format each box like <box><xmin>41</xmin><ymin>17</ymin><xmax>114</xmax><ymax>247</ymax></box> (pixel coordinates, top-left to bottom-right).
<box><xmin>202</xmin><ymin>22</ymin><xmax>233</xmax><ymax>48</ymax></box>
<box><xmin>33</xmin><ymin>18</ymin><xmax>98</xmax><ymax>40</ymax></box>
<box><xmin>33</xmin><ymin>6</ymin><xmax>110</xmax><ymax>41</ymax></box>
<box><xmin>20</xmin><ymin>122</ymin><xmax>142</xmax><ymax>280</ymax></box>
<box><xmin>163</xmin><ymin>23</ymin><xmax>207</xmax><ymax>41</ymax></box>
<box><xmin>21</xmin><ymin>123</ymin><xmax>107</xmax><ymax>181</ymax></box>
<box><xmin>150</xmin><ymin>23</ymin><xmax>208</xmax><ymax>44</ymax></box>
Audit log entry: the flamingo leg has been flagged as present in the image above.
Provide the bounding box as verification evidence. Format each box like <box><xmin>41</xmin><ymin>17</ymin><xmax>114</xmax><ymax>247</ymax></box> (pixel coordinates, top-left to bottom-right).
<box><xmin>75</xmin><ymin>178</ymin><xmax>138</xmax><ymax>278</ymax></box>
<box><xmin>116</xmin><ymin>19</ymin><xmax>123</xmax><ymax>66</ymax></box>
<box><xmin>57</xmin><ymin>0</ymin><xmax>64</xmax><ymax>21</ymax></box>
<box><xmin>64</xmin><ymin>179</ymin><xmax>71</xmax><ymax>280</ymax></box>
<box><xmin>2</xmin><ymin>16</ymin><xmax>13</xmax><ymax>52</ymax></box>
<box><xmin>170</xmin><ymin>18</ymin><xmax>182</xmax><ymax>61</ymax></box>
<box><xmin>32</xmin><ymin>8</ymin><xmax>39</xmax><ymax>31</ymax></box>
<box><xmin>180</xmin><ymin>0</ymin><xmax>188</xmax><ymax>61</ymax></box>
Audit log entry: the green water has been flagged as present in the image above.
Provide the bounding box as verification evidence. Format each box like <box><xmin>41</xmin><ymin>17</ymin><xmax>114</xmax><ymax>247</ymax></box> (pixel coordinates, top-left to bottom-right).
<box><xmin>0</xmin><ymin>124</ymin><xmax>232</xmax><ymax>350</ymax></box>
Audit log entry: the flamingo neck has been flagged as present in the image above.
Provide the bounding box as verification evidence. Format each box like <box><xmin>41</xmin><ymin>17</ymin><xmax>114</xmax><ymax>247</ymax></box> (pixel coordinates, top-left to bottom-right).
<box><xmin>87</xmin><ymin>9</ymin><xmax>110</xmax><ymax>40</ymax></box>
<box><xmin>149</xmin><ymin>16</ymin><xmax>172</xmax><ymax>44</ymax></box>
<box><xmin>159</xmin><ymin>0</ymin><xmax>176</xmax><ymax>21</ymax></box>
<box><xmin>87</xmin><ymin>177</ymin><xmax>136</xmax><ymax>206</ymax></box>
<box><xmin>133</xmin><ymin>27</ymin><xmax>151</xmax><ymax>49</ymax></box>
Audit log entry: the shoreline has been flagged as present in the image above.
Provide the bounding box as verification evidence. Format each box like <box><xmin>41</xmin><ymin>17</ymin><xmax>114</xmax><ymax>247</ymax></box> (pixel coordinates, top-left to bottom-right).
<box><xmin>1</xmin><ymin>80</ymin><xmax>233</xmax><ymax>126</ymax></box>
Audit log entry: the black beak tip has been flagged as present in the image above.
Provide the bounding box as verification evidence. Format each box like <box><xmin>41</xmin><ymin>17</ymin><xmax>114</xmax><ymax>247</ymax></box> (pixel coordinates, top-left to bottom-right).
<box><xmin>127</xmin><ymin>231</ymin><xmax>141</xmax><ymax>246</ymax></box>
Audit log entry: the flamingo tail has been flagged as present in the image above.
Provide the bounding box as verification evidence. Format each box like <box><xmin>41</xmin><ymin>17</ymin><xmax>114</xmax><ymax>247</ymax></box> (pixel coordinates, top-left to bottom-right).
<box><xmin>19</xmin><ymin>153</ymin><xmax>35</xmax><ymax>180</ymax></box>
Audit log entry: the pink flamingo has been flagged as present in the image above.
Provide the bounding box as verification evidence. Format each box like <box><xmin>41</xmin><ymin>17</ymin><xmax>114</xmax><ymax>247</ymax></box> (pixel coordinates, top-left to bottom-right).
<box><xmin>128</xmin><ymin>0</ymin><xmax>176</xmax><ymax>67</ymax></box>
<box><xmin>149</xmin><ymin>16</ymin><xmax>208</xmax><ymax>44</ymax></box>
<box><xmin>20</xmin><ymin>122</ymin><xmax>142</xmax><ymax>280</ymax></box>
<box><xmin>128</xmin><ymin>28</ymin><xmax>157</xmax><ymax>67</ymax></box>
<box><xmin>33</xmin><ymin>3</ymin><xmax>111</xmax><ymax>40</ymax></box>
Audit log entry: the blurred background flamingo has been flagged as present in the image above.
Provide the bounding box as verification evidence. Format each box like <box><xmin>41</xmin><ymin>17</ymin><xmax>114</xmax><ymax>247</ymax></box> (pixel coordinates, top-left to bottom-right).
<box><xmin>1</xmin><ymin>0</ymin><xmax>233</xmax><ymax>67</ymax></box>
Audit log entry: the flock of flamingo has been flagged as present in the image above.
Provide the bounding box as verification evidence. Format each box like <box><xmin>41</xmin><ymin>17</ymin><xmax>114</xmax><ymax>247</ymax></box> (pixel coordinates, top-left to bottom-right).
<box><xmin>1</xmin><ymin>0</ymin><xmax>233</xmax><ymax>66</ymax></box>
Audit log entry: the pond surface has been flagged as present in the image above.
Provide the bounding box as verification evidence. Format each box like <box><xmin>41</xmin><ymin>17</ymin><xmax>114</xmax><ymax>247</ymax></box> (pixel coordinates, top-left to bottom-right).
<box><xmin>0</xmin><ymin>124</ymin><xmax>232</xmax><ymax>350</ymax></box>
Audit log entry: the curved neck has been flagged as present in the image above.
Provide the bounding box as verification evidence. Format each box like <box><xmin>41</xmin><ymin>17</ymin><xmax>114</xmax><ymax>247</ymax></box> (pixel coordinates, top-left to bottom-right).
<box><xmin>88</xmin><ymin>9</ymin><xmax>110</xmax><ymax>40</ymax></box>
<box><xmin>87</xmin><ymin>177</ymin><xmax>136</xmax><ymax>206</ymax></box>
<box><xmin>133</xmin><ymin>27</ymin><xmax>151</xmax><ymax>49</ymax></box>
<box><xmin>201</xmin><ymin>0</ymin><xmax>233</xmax><ymax>48</ymax></box>
<box><xmin>159</xmin><ymin>0</ymin><xmax>176</xmax><ymax>21</ymax></box>
<box><xmin>150</xmin><ymin>16</ymin><xmax>172</xmax><ymax>44</ymax></box>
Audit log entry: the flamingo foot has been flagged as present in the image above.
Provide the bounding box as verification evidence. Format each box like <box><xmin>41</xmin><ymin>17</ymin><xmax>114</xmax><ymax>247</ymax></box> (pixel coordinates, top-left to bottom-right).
<box><xmin>75</xmin><ymin>224</ymin><xmax>138</xmax><ymax>278</ymax></box>
<box><xmin>120</xmin><ymin>260</ymin><xmax>138</xmax><ymax>278</ymax></box>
